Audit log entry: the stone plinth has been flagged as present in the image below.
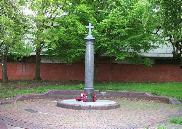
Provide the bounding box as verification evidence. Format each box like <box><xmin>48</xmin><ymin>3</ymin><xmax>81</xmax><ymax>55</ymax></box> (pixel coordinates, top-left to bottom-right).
<box><xmin>57</xmin><ymin>99</ymin><xmax>120</xmax><ymax>110</ymax></box>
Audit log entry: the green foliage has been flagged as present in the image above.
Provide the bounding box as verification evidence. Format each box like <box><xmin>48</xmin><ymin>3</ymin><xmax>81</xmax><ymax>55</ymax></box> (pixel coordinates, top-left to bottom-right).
<box><xmin>27</xmin><ymin>0</ymin><xmax>65</xmax><ymax>51</ymax></box>
<box><xmin>160</xmin><ymin>0</ymin><xmax>182</xmax><ymax>57</ymax></box>
<box><xmin>157</xmin><ymin>126</ymin><xmax>167</xmax><ymax>129</ymax></box>
<box><xmin>45</xmin><ymin>14</ymin><xmax>86</xmax><ymax>62</ymax></box>
<box><xmin>170</xmin><ymin>117</ymin><xmax>182</xmax><ymax>125</ymax></box>
<box><xmin>161</xmin><ymin>0</ymin><xmax>181</xmax><ymax>40</ymax></box>
<box><xmin>49</xmin><ymin>0</ymin><xmax>161</xmax><ymax>63</ymax></box>
<box><xmin>97</xmin><ymin>0</ymin><xmax>160</xmax><ymax>60</ymax></box>
<box><xmin>1</xmin><ymin>0</ymin><xmax>177</xmax><ymax>63</ymax></box>
<box><xmin>44</xmin><ymin>0</ymin><xmax>94</xmax><ymax>62</ymax></box>
<box><xmin>22</xmin><ymin>0</ymin><xmax>165</xmax><ymax>64</ymax></box>
<box><xmin>9</xmin><ymin>41</ymin><xmax>32</xmax><ymax>60</ymax></box>
<box><xmin>0</xmin><ymin>0</ymin><xmax>31</xmax><ymax>59</ymax></box>
<box><xmin>79</xmin><ymin>84</ymin><xmax>84</xmax><ymax>90</ymax></box>
<box><xmin>27</xmin><ymin>0</ymin><xmax>87</xmax><ymax>62</ymax></box>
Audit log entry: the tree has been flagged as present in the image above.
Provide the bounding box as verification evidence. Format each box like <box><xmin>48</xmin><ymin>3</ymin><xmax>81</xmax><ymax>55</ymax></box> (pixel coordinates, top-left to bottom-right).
<box><xmin>45</xmin><ymin>12</ymin><xmax>86</xmax><ymax>63</ymax></box>
<box><xmin>0</xmin><ymin>0</ymin><xmax>31</xmax><ymax>83</ymax></box>
<box><xmin>161</xmin><ymin>0</ymin><xmax>182</xmax><ymax>62</ymax></box>
<box><xmin>50</xmin><ymin>0</ymin><xmax>161</xmax><ymax>64</ymax></box>
<box><xmin>27</xmin><ymin>0</ymin><xmax>64</xmax><ymax>80</ymax></box>
<box><xmin>98</xmin><ymin>0</ymin><xmax>160</xmax><ymax>60</ymax></box>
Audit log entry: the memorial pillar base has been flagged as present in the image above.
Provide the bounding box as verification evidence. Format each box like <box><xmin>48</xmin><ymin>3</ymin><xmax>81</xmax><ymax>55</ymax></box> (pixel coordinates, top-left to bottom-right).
<box><xmin>84</xmin><ymin>88</ymin><xmax>94</xmax><ymax>102</ymax></box>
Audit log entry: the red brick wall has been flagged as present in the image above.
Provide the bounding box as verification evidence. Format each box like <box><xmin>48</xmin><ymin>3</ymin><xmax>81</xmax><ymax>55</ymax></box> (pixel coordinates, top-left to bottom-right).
<box><xmin>7</xmin><ymin>63</ymin><xmax>35</xmax><ymax>80</ymax></box>
<box><xmin>96</xmin><ymin>64</ymin><xmax>182</xmax><ymax>82</ymax></box>
<box><xmin>41</xmin><ymin>63</ymin><xmax>84</xmax><ymax>81</ymax></box>
<box><xmin>0</xmin><ymin>63</ymin><xmax>182</xmax><ymax>82</ymax></box>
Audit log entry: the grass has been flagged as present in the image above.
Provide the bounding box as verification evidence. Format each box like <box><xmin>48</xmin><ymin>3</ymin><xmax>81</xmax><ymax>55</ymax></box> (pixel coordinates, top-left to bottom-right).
<box><xmin>96</xmin><ymin>83</ymin><xmax>182</xmax><ymax>100</ymax></box>
<box><xmin>0</xmin><ymin>82</ymin><xmax>182</xmax><ymax>101</ymax></box>
<box><xmin>170</xmin><ymin>117</ymin><xmax>182</xmax><ymax>125</ymax></box>
<box><xmin>157</xmin><ymin>126</ymin><xmax>167</xmax><ymax>129</ymax></box>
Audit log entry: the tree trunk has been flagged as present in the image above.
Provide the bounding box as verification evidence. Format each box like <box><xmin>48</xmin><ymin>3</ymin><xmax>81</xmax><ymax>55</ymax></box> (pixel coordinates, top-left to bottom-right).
<box><xmin>179</xmin><ymin>50</ymin><xmax>182</xmax><ymax>69</ymax></box>
<box><xmin>2</xmin><ymin>47</ymin><xmax>8</xmax><ymax>83</ymax></box>
<box><xmin>109</xmin><ymin>56</ymin><xmax>113</xmax><ymax>83</ymax></box>
<box><xmin>34</xmin><ymin>46</ymin><xmax>41</xmax><ymax>80</ymax></box>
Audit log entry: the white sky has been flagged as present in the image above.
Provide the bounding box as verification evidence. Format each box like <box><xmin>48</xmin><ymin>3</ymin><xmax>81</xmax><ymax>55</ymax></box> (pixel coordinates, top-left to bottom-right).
<box><xmin>22</xmin><ymin>6</ymin><xmax>35</xmax><ymax>16</ymax></box>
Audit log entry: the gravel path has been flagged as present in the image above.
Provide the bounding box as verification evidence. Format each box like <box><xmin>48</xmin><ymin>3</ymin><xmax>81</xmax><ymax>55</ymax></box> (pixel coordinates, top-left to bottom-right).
<box><xmin>0</xmin><ymin>98</ymin><xmax>181</xmax><ymax>129</ymax></box>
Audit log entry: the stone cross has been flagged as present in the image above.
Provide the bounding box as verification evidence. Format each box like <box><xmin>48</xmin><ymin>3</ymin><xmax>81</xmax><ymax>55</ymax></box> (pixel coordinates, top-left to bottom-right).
<box><xmin>84</xmin><ymin>23</ymin><xmax>95</xmax><ymax>102</ymax></box>
<box><xmin>86</xmin><ymin>23</ymin><xmax>94</xmax><ymax>36</ymax></box>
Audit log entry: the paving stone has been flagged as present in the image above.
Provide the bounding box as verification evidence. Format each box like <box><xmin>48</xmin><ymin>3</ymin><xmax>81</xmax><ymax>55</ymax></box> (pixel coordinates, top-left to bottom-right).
<box><xmin>0</xmin><ymin>122</ymin><xmax>8</xmax><ymax>129</ymax></box>
<box><xmin>0</xmin><ymin>98</ymin><xmax>181</xmax><ymax>129</ymax></box>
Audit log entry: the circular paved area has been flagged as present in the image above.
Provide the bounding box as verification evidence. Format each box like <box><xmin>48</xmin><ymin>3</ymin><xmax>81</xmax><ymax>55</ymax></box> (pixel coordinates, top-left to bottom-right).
<box><xmin>0</xmin><ymin>98</ymin><xmax>181</xmax><ymax>129</ymax></box>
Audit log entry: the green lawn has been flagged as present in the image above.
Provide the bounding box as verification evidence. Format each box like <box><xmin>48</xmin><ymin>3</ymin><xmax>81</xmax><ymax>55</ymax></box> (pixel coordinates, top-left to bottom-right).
<box><xmin>0</xmin><ymin>82</ymin><xmax>182</xmax><ymax>101</ymax></box>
